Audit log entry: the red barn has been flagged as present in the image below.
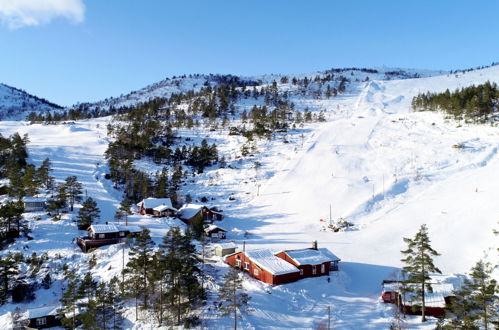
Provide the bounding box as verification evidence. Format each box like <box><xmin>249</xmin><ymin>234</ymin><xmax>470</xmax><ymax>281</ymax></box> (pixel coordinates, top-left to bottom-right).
<box><xmin>226</xmin><ymin>249</ymin><xmax>301</xmax><ymax>285</ymax></box>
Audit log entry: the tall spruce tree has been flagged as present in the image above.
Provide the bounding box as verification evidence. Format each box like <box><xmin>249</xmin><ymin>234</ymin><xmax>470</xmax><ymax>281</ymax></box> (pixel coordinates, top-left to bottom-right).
<box><xmin>218</xmin><ymin>267</ymin><xmax>250</xmax><ymax>329</ymax></box>
<box><xmin>125</xmin><ymin>229</ymin><xmax>155</xmax><ymax>313</ymax></box>
<box><xmin>64</xmin><ymin>176</ymin><xmax>83</xmax><ymax>211</ymax></box>
<box><xmin>400</xmin><ymin>224</ymin><xmax>441</xmax><ymax>322</ymax></box>
<box><xmin>445</xmin><ymin>261</ymin><xmax>498</xmax><ymax>329</ymax></box>
<box><xmin>76</xmin><ymin>197</ymin><xmax>100</xmax><ymax>230</ymax></box>
<box><xmin>158</xmin><ymin>226</ymin><xmax>203</xmax><ymax>325</ymax></box>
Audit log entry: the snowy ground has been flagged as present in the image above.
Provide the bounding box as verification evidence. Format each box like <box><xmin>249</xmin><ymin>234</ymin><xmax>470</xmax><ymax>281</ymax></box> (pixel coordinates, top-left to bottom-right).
<box><xmin>0</xmin><ymin>66</ymin><xmax>498</xmax><ymax>329</ymax></box>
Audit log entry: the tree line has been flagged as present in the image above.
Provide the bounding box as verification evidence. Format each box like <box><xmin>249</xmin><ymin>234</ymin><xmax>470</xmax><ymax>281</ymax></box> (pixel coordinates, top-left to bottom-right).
<box><xmin>412</xmin><ymin>81</ymin><xmax>499</xmax><ymax>123</ymax></box>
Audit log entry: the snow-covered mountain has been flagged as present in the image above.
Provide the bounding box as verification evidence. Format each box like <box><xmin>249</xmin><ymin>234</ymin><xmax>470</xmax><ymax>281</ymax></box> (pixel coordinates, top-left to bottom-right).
<box><xmin>0</xmin><ymin>83</ymin><xmax>61</xmax><ymax>120</ymax></box>
<box><xmin>0</xmin><ymin>64</ymin><xmax>498</xmax><ymax>329</ymax></box>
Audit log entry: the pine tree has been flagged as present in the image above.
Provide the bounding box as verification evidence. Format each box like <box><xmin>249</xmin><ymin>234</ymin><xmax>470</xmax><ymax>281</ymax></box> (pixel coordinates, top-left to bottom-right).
<box><xmin>218</xmin><ymin>267</ymin><xmax>250</xmax><ymax>329</ymax></box>
<box><xmin>37</xmin><ymin>158</ymin><xmax>55</xmax><ymax>191</ymax></box>
<box><xmin>125</xmin><ymin>229</ymin><xmax>155</xmax><ymax>312</ymax></box>
<box><xmin>0</xmin><ymin>255</ymin><xmax>18</xmax><ymax>304</ymax></box>
<box><xmin>60</xmin><ymin>273</ymin><xmax>79</xmax><ymax>329</ymax></box>
<box><xmin>46</xmin><ymin>183</ymin><xmax>68</xmax><ymax>219</ymax></box>
<box><xmin>400</xmin><ymin>224</ymin><xmax>441</xmax><ymax>322</ymax></box>
<box><xmin>76</xmin><ymin>197</ymin><xmax>100</xmax><ymax>230</ymax></box>
<box><xmin>445</xmin><ymin>261</ymin><xmax>498</xmax><ymax>329</ymax></box>
<box><xmin>115</xmin><ymin>197</ymin><xmax>132</xmax><ymax>225</ymax></box>
<box><xmin>64</xmin><ymin>176</ymin><xmax>83</xmax><ymax>211</ymax></box>
<box><xmin>158</xmin><ymin>226</ymin><xmax>202</xmax><ymax>325</ymax></box>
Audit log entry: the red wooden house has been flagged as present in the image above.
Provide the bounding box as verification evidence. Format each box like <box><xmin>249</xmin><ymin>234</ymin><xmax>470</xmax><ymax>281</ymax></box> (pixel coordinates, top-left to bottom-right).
<box><xmin>226</xmin><ymin>249</ymin><xmax>301</xmax><ymax>285</ymax></box>
<box><xmin>136</xmin><ymin>198</ymin><xmax>177</xmax><ymax>217</ymax></box>
<box><xmin>177</xmin><ymin>204</ymin><xmax>223</xmax><ymax>224</ymax></box>
<box><xmin>275</xmin><ymin>241</ymin><xmax>341</xmax><ymax>278</ymax></box>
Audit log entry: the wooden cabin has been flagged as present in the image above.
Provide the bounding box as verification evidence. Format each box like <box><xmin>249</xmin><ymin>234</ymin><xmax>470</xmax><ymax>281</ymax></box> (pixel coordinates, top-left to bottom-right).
<box><xmin>381</xmin><ymin>280</ymin><xmax>454</xmax><ymax>318</ymax></box>
<box><xmin>77</xmin><ymin>224</ymin><xmax>142</xmax><ymax>252</ymax></box>
<box><xmin>275</xmin><ymin>241</ymin><xmax>341</xmax><ymax>278</ymax></box>
<box><xmin>136</xmin><ymin>198</ymin><xmax>177</xmax><ymax>217</ymax></box>
<box><xmin>203</xmin><ymin>206</ymin><xmax>223</xmax><ymax>221</ymax></box>
<box><xmin>226</xmin><ymin>249</ymin><xmax>301</xmax><ymax>285</ymax></box>
<box><xmin>16</xmin><ymin>305</ymin><xmax>63</xmax><ymax>329</ymax></box>
<box><xmin>23</xmin><ymin>197</ymin><xmax>47</xmax><ymax>212</ymax></box>
<box><xmin>204</xmin><ymin>225</ymin><xmax>227</xmax><ymax>239</ymax></box>
<box><xmin>178</xmin><ymin>204</ymin><xmax>223</xmax><ymax>224</ymax></box>
<box><xmin>214</xmin><ymin>242</ymin><xmax>237</xmax><ymax>257</ymax></box>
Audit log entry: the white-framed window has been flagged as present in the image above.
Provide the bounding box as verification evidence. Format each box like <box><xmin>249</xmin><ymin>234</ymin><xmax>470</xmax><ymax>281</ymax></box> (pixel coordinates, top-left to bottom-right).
<box><xmin>36</xmin><ymin>317</ymin><xmax>47</xmax><ymax>326</ymax></box>
<box><xmin>244</xmin><ymin>262</ymin><xmax>250</xmax><ymax>270</ymax></box>
<box><xmin>300</xmin><ymin>269</ymin><xmax>304</xmax><ymax>276</ymax></box>
<box><xmin>119</xmin><ymin>231</ymin><xmax>125</xmax><ymax>237</ymax></box>
<box><xmin>212</xmin><ymin>233</ymin><xmax>219</xmax><ymax>238</ymax></box>
<box><xmin>254</xmin><ymin>268</ymin><xmax>259</xmax><ymax>276</ymax></box>
<box><xmin>321</xmin><ymin>264</ymin><xmax>326</xmax><ymax>273</ymax></box>
<box><xmin>99</xmin><ymin>233</ymin><xmax>105</xmax><ymax>239</ymax></box>
<box><xmin>312</xmin><ymin>266</ymin><xmax>317</xmax><ymax>275</ymax></box>
<box><xmin>236</xmin><ymin>259</ymin><xmax>241</xmax><ymax>268</ymax></box>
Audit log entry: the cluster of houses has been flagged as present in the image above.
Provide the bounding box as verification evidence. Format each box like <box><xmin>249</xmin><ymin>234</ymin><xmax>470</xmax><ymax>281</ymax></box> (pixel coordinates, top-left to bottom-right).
<box><xmin>381</xmin><ymin>280</ymin><xmax>455</xmax><ymax>318</ymax></box>
<box><xmin>76</xmin><ymin>197</ymin><xmax>226</xmax><ymax>252</ymax></box>
<box><xmin>225</xmin><ymin>240</ymin><xmax>341</xmax><ymax>285</ymax></box>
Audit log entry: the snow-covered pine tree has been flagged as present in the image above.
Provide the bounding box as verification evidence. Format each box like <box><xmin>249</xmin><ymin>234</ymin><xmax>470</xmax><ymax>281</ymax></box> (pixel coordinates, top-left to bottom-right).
<box><xmin>400</xmin><ymin>224</ymin><xmax>441</xmax><ymax>322</ymax></box>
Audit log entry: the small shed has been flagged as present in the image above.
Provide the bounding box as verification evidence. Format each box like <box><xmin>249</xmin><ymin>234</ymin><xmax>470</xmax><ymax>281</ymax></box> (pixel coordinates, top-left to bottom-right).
<box><xmin>214</xmin><ymin>242</ymin><xmax>237</xmax><ymax>257</ymax></box>
<box><xmin>226</xmin><ymin>249</ymin><xmax>301</xmax><ymax>285</ymax></box>
<box><xmin>204</xmin><ymin>225</ymin><xmax>227</xmax><ymax>239</ymax></box>
<box><xmin>137</xmin><ymin>198</ymin><xmax>176</xmax><ymax>216</ymax></box>
<box><xmin>17</xmin><ymin>305</ymin><xmax>62</xmax><ymax>329</ymax></box>
<box><xmin>23</xmin><ymin>197</ymin><xmax>48</xmax><ymax>212</ymax></box>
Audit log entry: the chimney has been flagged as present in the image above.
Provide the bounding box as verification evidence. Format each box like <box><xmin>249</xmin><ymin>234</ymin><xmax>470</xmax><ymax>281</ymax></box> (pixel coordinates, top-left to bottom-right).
<box><xmin>312</xmin><ymin>240</ymin><xmax>318</xmax><ymax>250</ymax></box>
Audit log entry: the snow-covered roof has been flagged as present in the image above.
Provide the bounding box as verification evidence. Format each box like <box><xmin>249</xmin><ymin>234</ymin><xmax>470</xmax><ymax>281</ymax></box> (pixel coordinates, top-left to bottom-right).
<box><xmin>89</xmin><ymin>224</ymin><xmax>118</xmax><ymax>234</ymax></box>
<box><xmin>22</xmin><ymin>305</ymin><xmax>60</xmax><ymax>320</ymax></box>
<box><xmin>214</xmin><ymin>242</ymin><xmax>237</xmax><ymax>249</ymax></box>
<box><xmin>153</xmin><ymin>204</ymin><xmax>177</xmax><ymax>212</ymax></box>
<box><xmin>204</xmin><ymin>224</ymin><xmax>226</xmax><ymax>233</ymax></box>
<box><xmin>403</xmin><ymin>283</ymin><xmax>454</xmax><ymax>308</ymax></box>
<box><xmin>280</xmin><ymin>248</ymin><xmax>340</xmax><ymax>265</ymax></box>
<box><xmin>138</xmin><ymin>197</ymin><xmax>173</xmax><ymax>209</ymax></box>
<box><xmin>178</xmin><ymin>203</ymin><xmax>203</xmax><ymax>219</ymax></box>
<box><xmin>23</xmin><ymin>196</ymin><xmax>47</xmax><ymax>203</ymax></box>
<box><xmin>117</xmin><ymin>225</ymin><xmax>142</xmax><ymax>233</ymax></box>
<box><xmin>245</xmin><ymin>249</ymin><xmax>299</xmax><ymax>275</ymax></box>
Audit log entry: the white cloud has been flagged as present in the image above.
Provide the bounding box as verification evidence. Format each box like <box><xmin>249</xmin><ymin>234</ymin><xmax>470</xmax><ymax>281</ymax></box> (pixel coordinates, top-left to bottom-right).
<box><xmin>0</xmin><ymin>0</ymin><xmax>85</xmax><ymax>29</ymax></box>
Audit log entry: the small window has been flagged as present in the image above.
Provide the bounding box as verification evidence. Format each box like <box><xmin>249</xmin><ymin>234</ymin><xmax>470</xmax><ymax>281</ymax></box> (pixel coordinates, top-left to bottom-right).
<box><xmin>236</xmin><ymin>260</ymin><xmax>241</xmax><ymax>267</ymax></box>
<box><xmin>36</xmin><ymin>317</ymin><xmax>47</xmax><ymax>326</ymax></box>
<box><xmin>321</xmin><ymin>264</ymin><xmax>326</xmax><ymax>273</ymax></box>
<box><xmin>254</xmin><ymin>268</ymin><xmax>259</xmax><ymax>276</ymax></box>
<box><xmin>119</xmin><ymin>231</ymin><xmax>125</xmax><ymax>237</ymax></box>
<box><xmin>244</xmin><ymin>262</ymin><xmax>250</xmax><ymax>270</ymax></box>
<box><xmin>312</xmin><ymin>266</ymin><xmax>317</xmax><ymax>275</ymax></box>
<box><xmin>300</xmin><ymin>269</ymin><xmax>304</xmax><ymax>276</ymax></box>
<box><xmin>99</xmin><ymin>233</ymin><xmax>105</xmax><ymax>239</ymax></box>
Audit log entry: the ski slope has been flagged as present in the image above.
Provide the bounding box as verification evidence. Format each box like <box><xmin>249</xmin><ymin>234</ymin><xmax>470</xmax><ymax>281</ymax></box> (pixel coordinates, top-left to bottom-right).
<box><xmin>0</xmin><ymin>65</ymin><xmax>498</xmax><ymax>329</ymax></box>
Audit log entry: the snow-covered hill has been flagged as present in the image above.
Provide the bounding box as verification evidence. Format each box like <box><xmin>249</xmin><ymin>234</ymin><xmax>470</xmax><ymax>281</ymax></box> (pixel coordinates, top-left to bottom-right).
<box><xmin>0</xmin><ymin>64</ymin><xmax>498</xmax><ymax>329</ymax></box>
<box><xmin>78</xmin><ymin>67</ymin><xmax>446</xmax><ymax>112</ymax></box>
<box><xmin>0</xmin><ymin>83</ymin><xmax>61</xmax><ymax>120</ymax></box>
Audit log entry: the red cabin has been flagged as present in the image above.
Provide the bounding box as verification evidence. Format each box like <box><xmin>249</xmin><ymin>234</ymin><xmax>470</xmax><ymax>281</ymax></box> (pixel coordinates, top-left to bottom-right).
<box><xmin>275</xmin><ymin>241</ymin><xmax>340</xmax><ymax>278</ymax></box>
<box><xmin>226</xmin><ymin>249</ymin><xmax>301</xmax><ymax>285</ymax></box>
<box><xmin>136</xmin><ymin>198</ymin><xmax>177</xmax><ymax>217</ymax></box>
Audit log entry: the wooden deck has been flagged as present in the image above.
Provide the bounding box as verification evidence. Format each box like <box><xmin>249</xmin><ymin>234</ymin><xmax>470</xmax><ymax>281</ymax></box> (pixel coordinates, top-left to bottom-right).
<box><xmin>77</xmin><ymin>236</ymin><xmax>121</xmax><ymax>252</ymax></box>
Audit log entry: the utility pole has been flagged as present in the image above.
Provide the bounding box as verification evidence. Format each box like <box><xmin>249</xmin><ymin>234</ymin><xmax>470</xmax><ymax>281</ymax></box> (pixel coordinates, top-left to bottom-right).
<box><xmin>329</xmin><ymin>204</ymin><xmax>332</xmax><ymax>223</ymax></box>
<box><xmin>328</xmin><ymin>305</ymin><xmax>331</xmax><ymax>330</ymax></box>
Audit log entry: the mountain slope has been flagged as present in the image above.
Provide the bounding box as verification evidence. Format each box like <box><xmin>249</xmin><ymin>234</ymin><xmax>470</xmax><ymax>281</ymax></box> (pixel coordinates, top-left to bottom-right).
<box><xmin>0</xmin><ymin>83</ymin><xmax>61</xmax><ymax>120</ymax></box>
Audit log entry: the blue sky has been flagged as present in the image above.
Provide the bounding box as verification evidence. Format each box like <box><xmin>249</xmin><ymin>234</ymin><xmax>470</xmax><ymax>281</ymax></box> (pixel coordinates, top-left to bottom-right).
<box><xmin>1</xmin><ymin>0</ymin><xmax>499</xmax><ymax>106</ymax></box>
